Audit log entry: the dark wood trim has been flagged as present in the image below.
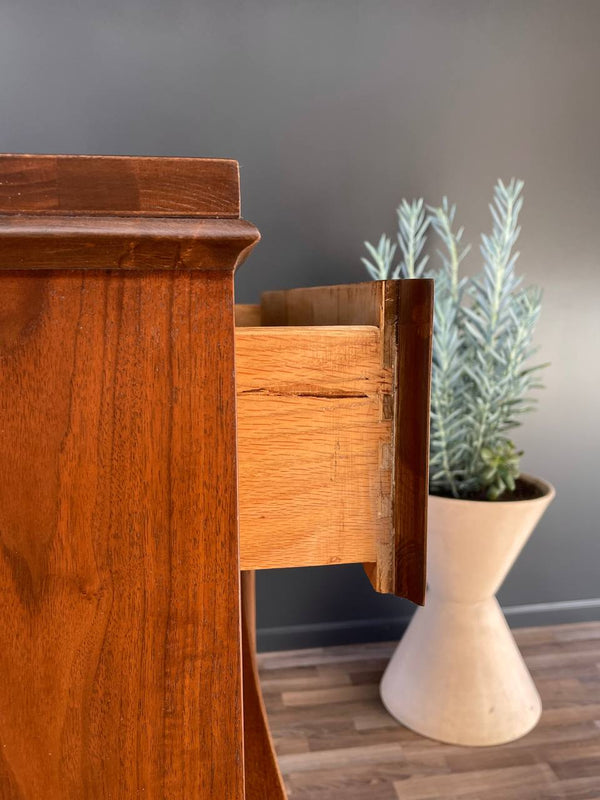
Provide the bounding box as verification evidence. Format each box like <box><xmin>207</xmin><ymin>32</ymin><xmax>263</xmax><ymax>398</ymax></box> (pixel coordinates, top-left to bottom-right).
<box><xmin>0</xmin><ymin>154</ymin><xmax>240</xmax><ymax>217</ymax></box>
<box><xmin>0</xmin><ymin>154</ymin><xmax>254</xmax><ymax>798</ymax></box>
<box><xmin>260</xmin><ymin>280</ymin><xmax>433</xmax><ymax>604</ymax></box>
<box><xmin>0</xmin><ymin>215</ymin><xmax>259</xmax><ymax>272</ymax></box>
<box><xmin>389</xmin><ymin>279</ymin><xmax>433</xmax><ymax>605</ymax></box>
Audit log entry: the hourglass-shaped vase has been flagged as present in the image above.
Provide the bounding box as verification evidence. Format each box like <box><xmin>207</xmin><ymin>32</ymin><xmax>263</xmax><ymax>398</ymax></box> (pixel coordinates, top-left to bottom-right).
<box><xmin>380</xmin><ymin>475</ymin><xmax>555</xmax><ymax>746</ymax></box>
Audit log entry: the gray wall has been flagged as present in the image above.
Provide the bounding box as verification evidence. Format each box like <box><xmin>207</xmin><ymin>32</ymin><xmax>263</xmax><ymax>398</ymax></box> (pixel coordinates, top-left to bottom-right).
<box><xmin>1</xmin><ymin>0</ymin><xmax>598</xmax><ymax>648</ymax></box>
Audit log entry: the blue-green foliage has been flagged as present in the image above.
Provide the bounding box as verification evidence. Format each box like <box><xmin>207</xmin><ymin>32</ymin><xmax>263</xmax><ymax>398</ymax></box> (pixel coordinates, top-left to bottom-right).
<box><xmin>361</xmin><ymin>234</ymin><xmax>397</xmax><ymax>280</ymax></box>
<box><xmin>395</xmin><ymin>199</ymin><xmax>430</xmax><ymax>278</ymax></box>
<box><xmin>362</xmin><ymin>180</ymin><xmax>545</xmax><ymax>500</ymax></box>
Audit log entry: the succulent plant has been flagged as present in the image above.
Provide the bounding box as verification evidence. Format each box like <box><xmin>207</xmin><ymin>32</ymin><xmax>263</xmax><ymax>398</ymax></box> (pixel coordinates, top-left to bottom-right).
<box><xmin>362</xmin><ymin>179</ymin><xmax>545</xmax><ymax>500</ymax></box>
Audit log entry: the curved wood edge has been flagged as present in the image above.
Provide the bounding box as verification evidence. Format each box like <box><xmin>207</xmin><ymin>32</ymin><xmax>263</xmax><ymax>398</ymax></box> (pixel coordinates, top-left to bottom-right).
<box><xmin>0</xmin><ymin>216</ymin><xmax>260</xmax><ymax>272</ymax></box>
<box><xmin>241</xmin><ymin>571</ymin><xmax>288</xmax><ymax>800</ymax></box>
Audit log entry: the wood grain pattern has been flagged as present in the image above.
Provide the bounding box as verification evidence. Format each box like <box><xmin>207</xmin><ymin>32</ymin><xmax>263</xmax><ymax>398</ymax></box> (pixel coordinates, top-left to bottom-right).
<box><xmin>260</xmin><ymin>281</ymin><xmax>433</xmax><ymax>603</ymax></box>
<box><xmin>0</xmin><ymin>154</ymin><xmax>258</xmax><ymax>799</ymax></box>
<box><xmin>0</xmin><ymin>215</ymin><xmax>259</xmax><ymax>271</ymax></box>
<box><xmin>0</xmin><ymin>270</ymin><xmax>244</xmax><ymax>798</ymax></box>
<box><xmin>242</xmin><ymin>572</ymin><xmax>288</xmax><ymax>800</ymax></box>
<box><xmin>0</xmin><ymin>154</ymin><xmax>240</xmax><ymax>217</ymax></box>
<box><xmin>259</xmin><ymin>622</ymin><xmax>600</xmax><ymax>800</ymax></box>
<box><xmin>236</xmin><ymin>325</ymin><xmax>388</xmax><ymax>570</ymax></box>
<box><xmin>387</xmin><ymin>280</ymin><xmax>433</xmax><ymax>605</ymax></box>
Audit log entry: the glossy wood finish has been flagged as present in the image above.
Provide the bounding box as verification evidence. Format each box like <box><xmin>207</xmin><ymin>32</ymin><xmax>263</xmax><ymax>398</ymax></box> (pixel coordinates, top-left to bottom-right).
<box><xmin>0</xmin><ymin>216</ymin><xmax>258</xmax><ymax>271</ymax></box>
<box><xmin>0</xmin><ymin>155</ymin><xmax>259</xmax><ymax>799</ymax></box>
<box><xmin>261</xmin><ymin>281</ymin><xmax>433</xmax><ymax>603</ymax></box>
<box><xmin>260</xmin><ymin>622</ymin><xmax>600</xmax><ymax>800</ymax></box>
<box><xmin>0</xmin><ymin>154</ymin><xmax>240</xmax><ymax>217</ymax></box>
<box><xmin>0</xmin><ymin>154</ymin><xmax>433</xmax><ymax>798</ymax></box>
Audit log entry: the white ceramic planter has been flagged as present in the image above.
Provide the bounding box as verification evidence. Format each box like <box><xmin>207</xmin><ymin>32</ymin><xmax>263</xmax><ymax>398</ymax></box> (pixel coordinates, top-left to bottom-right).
<box><xmin>380</xmin><ymin>474</ymin><xmax>556</xmax><ymax>746</ymax></box>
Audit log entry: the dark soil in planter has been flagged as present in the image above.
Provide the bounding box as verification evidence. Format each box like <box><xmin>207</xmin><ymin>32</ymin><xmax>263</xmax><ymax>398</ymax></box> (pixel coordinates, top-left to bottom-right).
<box><xmin>432</xmin><ymin>477</ymin><xmax>546</xmax><ymax>502</ymax></box>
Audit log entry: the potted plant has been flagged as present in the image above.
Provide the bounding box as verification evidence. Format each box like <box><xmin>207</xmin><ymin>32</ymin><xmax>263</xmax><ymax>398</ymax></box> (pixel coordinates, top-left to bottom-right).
<box><xmin>362</xmin><ymin>180</ymin><xmax>555</xmax><ymax>746</ymax></box>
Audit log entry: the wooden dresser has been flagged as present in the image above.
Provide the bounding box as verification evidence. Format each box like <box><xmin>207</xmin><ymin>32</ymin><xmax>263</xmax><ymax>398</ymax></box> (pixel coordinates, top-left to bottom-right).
<box><xmin>0</xmin><ymin>155</ymin><xmax>432</xmax><ymax>799</ymax></box>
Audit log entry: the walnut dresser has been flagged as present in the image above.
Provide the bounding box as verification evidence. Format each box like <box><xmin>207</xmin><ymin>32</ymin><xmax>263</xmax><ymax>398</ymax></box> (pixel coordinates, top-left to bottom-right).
<box><xmin>0</xmin><ymin>154</ymin><xmax>433</xmax><ymax>799</ymax></box>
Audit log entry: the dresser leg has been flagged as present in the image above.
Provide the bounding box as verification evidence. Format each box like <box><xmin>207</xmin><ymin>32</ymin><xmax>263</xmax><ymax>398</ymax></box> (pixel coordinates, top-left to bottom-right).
<box><xmin>241</xmin><ymin>571</ymin><xmax>288</xmax><ymax>799</ymax></box>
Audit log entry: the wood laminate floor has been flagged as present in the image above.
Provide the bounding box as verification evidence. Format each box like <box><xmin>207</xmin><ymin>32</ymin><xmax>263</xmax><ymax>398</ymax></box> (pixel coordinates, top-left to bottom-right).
<box><xmin>259</xmin><ymin>621</ymin><xmax>600</xmax><ymax>799</ymax></box>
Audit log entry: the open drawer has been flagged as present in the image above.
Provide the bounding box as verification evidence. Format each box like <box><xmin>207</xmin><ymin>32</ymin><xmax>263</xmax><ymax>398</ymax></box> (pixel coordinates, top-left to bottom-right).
<box><xmin>235</xmin><ymin>279</ymin><xmax>433</xmax><ymax>604</ymax></box>
<box><xmin>0</xmin><ymin>154</ymin><xmax>433</xmax><ymax>799</ymax></box>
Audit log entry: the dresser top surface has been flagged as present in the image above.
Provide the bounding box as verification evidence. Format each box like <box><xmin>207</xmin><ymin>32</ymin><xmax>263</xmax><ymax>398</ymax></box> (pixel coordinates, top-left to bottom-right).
<box><xmin>0</xmin><ymin>154</ymin><xmax>240</xmax><ymax>219</ymax></box>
